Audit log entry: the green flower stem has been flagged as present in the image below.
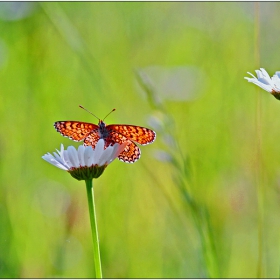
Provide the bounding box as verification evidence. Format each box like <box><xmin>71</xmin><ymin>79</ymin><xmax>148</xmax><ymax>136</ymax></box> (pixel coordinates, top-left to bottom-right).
<box><xmin>85</xmin><ymin>179</ymin><xmax>102</xmax><ymax>278</ymax></box>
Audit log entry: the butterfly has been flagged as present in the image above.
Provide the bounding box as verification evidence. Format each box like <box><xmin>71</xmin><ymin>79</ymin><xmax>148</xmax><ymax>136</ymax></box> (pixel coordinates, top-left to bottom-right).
<box><xmin>54</xmin><ymin>106</ymin><xmax>156</xmax><ymax>163</ymax></box>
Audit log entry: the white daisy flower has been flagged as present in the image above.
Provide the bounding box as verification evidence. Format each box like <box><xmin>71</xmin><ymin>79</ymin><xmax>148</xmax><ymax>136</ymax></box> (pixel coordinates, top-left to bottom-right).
<box><xmin>42</xmin><ymin>139</ymin><xmax>127</xmax><ymax>180</ymax></box>
<box><xmin>244</xmin><ymin>68</ymin><xmax>280</xmax><ymax>100</ymax></box>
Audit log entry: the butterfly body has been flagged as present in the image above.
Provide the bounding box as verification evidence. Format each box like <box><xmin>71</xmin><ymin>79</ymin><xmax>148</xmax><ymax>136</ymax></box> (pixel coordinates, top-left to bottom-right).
<box><xmin>54</xmin><ymin>119</ymin><xmax>156</xmax><ymax>163</ymax></box>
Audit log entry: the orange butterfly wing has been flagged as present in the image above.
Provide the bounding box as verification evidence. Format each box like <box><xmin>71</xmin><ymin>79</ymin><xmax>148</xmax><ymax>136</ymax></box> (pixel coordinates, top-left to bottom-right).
<box><xmin>106</xmin><ymin>124</ymin><xmax>156</xmax><ymax>145</ymax></box>
<box><xmin>84</xmin><ymin>132</ymin><xmax>101</xmax><ymax>149</ymax></box>
<box><xmin>54</xmin><ymin>121</ymin><xmax>99</xmax><ymax>142</ymax></box>
<box><xmin>118</xmin><ymin>141</ymin><xmax>141</xmax><ymax>163</ymax></box>
<box><xmin>105</xmin><ymin>130</ymin><xmax>141</xmax><ymax>163</ymax></box>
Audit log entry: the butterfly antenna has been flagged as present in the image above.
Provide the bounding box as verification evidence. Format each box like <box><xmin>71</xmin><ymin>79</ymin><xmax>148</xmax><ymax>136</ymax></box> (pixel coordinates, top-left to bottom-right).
<box><xmin>79</xmin><ymin>105</ymin><xmax>99</xmax><ymax>120</ymax></box>
<box><xmin>103</xmin><ymin>108</ymin><xmax>116</xmax><ymax>121</ymax></box>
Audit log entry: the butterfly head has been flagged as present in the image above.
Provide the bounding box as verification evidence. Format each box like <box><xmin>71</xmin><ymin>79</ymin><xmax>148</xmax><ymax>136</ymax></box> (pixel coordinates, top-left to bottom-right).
<box><xmin>98</xmin><ymin>120</ymin><xmax>109</xmax><ymax>137</ymax></box>
<box><xmin>98</xmin><ymin>119</ymin><xmax>106</xmax><ymax>128</ymax></box>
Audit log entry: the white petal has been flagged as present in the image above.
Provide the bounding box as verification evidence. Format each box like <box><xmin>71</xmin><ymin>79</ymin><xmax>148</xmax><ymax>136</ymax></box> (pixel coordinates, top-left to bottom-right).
<box><xmin>271</xmin><ymin>74</ymin><xmax>280</xmax><ymax>91</ymax></box>
<box><xmin>99</xmin><ymin>145</ymin><xmax>114</xmax><ymax>165</ymax></box>
<box><xmin>249</xmin><ymin>79</ymin><xmax>273</xmax><ymax>92</ymax></box>
<box><xmin>246</xmin><ymin>72</ymin><xmax>257</xmax><ymax>79</ymax></box>
<box><xmin>67</xmin><ymin>146</ymin><xmax>80</xmax><ymax>168</ymax></box>
<box><xmin>111</xmin><ymin>142</ymin><xmax>127</xmax><ymax>161</ymax></box>
<box><xmin>260</xmin><ymin>68</ymin><xmax>271</xmax><ymax>80</ymax></box>
<box><xmin>101</xmin><ymin>142</ymin><xmax>127</xmax><ymax>165</ymax></box>
<box><xmin>57</xmin><ymin>143</ymin><xmax>65</xmax><ymax>157</ymax></box>
<box><xmin>84</xmin><ymin>146</ymin><xmax>94</xmax><ymax>166</ymax></box>
<box><xmin>77</xmin><ymin>145</ymin><xmax>85</xmax><ymax>166</ymax></box>
<box><xmin>255</xmin><ymin>69</ymin><xmax>273</xmax><ymax>86</ymax></box>
<box><xmin>42</xmin><ymin>154</ymin><xmax>68</xmax><ymax>170</ymax></box>
<box><xmin>92</xmin><ymin>139</ymin><xmax>105</xmax><ymax>164</ymax></box>
<box><xmin>255</xmin><ymin>69</ymin><xmax>263</xmax><ymax>79</ymax></box>
<box><xmin>54</xmin><ymin>153</ymin><xmax>71</xmax><ymax>169</ymax></box>
<box><xmin>58</xmin><ymin>144</ymin><xmax>68</xmax><ymax>164</ymax></box>
<box><xmin>62</xmin><ymin>149</ymin><xmax>73</xmax><ymax>168</ymax></box>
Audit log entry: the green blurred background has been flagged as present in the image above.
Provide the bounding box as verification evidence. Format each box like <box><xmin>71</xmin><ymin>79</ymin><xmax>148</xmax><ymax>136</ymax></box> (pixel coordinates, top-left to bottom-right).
<box><xmin>1</xmin><ymin>2</ymin><xmax>280</xmax><ymax>278</ymax></box>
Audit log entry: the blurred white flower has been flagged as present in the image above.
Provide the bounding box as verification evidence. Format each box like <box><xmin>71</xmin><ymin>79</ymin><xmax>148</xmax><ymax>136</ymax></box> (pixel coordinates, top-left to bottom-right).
<box><xmin>42</xmin><ymin>140</ymin><xmax>127</xmax><ymax>180</ymax></box>
<box><xmin>245</xmin><ymin>68</ymin><xmax>280</xmax><ymax>100</ymax></box>
<box><xmin>136</xmin><ymin>65</ymin><xmax>206</xmax><ymax>102</ymax></box>
<box><xmin>153</xmin><ymin>150</ymin><xmax>172</xmax><ymax>162</ymax></box>
<box><xmin>0</xmin><ymin>2</ymin><xmax>37</xmax><ymax>21</ymax></box>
